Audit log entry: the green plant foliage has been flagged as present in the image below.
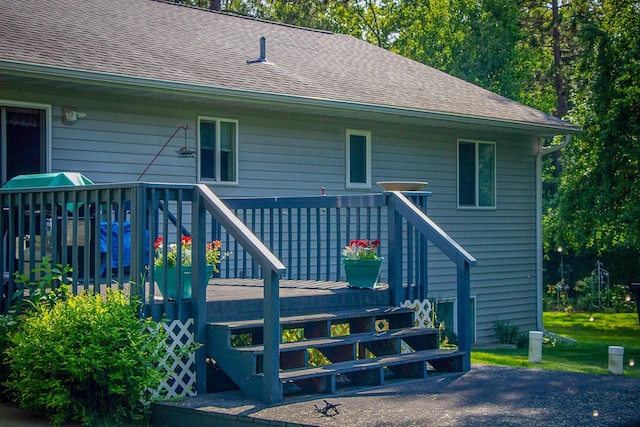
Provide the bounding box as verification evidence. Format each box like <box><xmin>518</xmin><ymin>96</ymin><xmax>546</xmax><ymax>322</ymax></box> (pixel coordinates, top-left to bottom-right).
<box><xmin>4</xmin><ymin>290</ymin><xmax>170</xmax><ymax>426</ymax></box>
<box><xmin>1</xmin><ymin>259</ymin><xmax>73</xmax><ymax>401</ymax></box>
<box><xmin>544</xmin><ymin>0</ymin><xmax>640</xmax><ymax>281</ymax></box>
<box><xmin>12</xmin><ymin>257</ymin><xmax>73</xmax><ymax>314</ymax></box>
<box><xmin>0</xmin><ymin>311</ymin><xmax>18</xmax><ymax>402</ymax></box>
<box><xmin>492</xmin><ymin>319</ymin><xmax>527</xmax><ymax>348</ymax></box>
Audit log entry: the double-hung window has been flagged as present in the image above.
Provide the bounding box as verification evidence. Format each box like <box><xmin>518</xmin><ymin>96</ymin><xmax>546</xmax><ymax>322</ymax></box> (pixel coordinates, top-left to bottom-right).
<box><xmin>198</xmin><ymin>117</ymin><xmax>238</xmax><ymax>184</ymax></box>
<box><xmin>458</xmin><ymin>139</ymin><xmax>496</xmax><ymax>208</ymax></box>
<box><xmin>346</xmin><ymin>129</ymin><xmax>371</xmax><ymax>189</ymax></box>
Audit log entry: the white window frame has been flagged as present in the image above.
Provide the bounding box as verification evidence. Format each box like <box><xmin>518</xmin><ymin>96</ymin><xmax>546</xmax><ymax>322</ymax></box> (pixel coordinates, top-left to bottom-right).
<box><xmin>457</xmin><ymin>139</ymin><xmax>496</xmax><ymax>209</ymax></box>
<box><xmin>0</xmin><ymin>100</ymin><xmax>52</xmax><ymax>184</ymax></box>
<box><xmin>433</xmin><ymin>296</ymin><xmax>476</xmax><ymax>343</ymax></box>
<box><xmin>345</xmin><ymin>129</ymin><xmax>371</xmax><ymax>189</ymax></box>
<box><xmin>197</xmin><ymin>116</ymin><xmax>239</xmax><ymax>185</ymax></box>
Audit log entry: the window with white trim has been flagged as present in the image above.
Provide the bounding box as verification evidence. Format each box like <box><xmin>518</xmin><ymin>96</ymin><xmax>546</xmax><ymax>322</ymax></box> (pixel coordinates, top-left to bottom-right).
<box><xmin>432</xmin><ymin>297</ymin><xmax>476</xmax><ymax>343</ymax></box>
<box><xmin>346</xmin><ymin>129</ymin><xmax>371</xmax><ymax>189</ymax></box>
<box><xmin>458</xmin><ymin>139</ymin><xmax>496</xmax><ymax>208</ymax></box>
<box><xmin>198</xmin><ymin>117</ymin><xmax>238</xmax><ymax>184</ymax></box>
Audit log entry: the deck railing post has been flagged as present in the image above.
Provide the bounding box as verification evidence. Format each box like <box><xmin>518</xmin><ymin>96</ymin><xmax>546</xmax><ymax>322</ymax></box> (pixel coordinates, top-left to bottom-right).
<box><xmin>263</xmin><ymin>269</ymin><xmax>281</xmax><ymax>403</ymax></box>
<box><xmin>387</xmin><ymin>193</ymin><xmax>404</xmax><ymax>306</ymax></box>
<box><xmin>456</xmin><ymin>259</ymin><xmax>471</xmax><ymax>371</ymax></box>
<box><xmin>191</xmin><ymin>190</ymin><xmax>208</xmax><ymax>395</ymax></box>
<box><xmin>129</xmin><ymin>185</ymin><xmax>146</xmax><ymax>304</ymax></box>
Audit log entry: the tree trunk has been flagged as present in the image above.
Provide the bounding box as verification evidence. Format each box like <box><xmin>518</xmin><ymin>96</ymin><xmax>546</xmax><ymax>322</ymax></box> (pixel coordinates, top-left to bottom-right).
<box><xmin>552</xmin><ymin>0</ymin><xmax>568</xmax><ymax>117</ymax></box>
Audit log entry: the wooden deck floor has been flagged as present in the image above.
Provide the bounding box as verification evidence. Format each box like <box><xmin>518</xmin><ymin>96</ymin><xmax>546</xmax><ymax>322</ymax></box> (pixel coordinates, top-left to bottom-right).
<box><xmin>203</xmin><ymin>279</ymin><xmax>391</xmax><ymax>322</ymax></box>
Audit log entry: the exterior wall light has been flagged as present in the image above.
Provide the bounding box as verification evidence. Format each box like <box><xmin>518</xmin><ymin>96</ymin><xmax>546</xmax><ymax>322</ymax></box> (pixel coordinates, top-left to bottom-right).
<box><xmin>62</xmin><ymin>107</ymin><xmax>87</xmax><ymax>125</ymax></box>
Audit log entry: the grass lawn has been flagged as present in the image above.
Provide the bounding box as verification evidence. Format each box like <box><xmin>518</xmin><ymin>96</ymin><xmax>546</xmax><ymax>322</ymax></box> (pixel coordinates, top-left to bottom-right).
<box><xmin>471</xmin><ymin>312</ymin><xmax>640</xmax><ymax>378</ymax></box>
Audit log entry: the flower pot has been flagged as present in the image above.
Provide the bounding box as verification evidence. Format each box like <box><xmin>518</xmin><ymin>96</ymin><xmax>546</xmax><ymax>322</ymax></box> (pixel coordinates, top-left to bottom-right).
<box><xmin>342</xmin><ymin>258</ymin><xmax>383</xmax><ymax>289</ymax></box>
<box><xmin>154</xmin><ymin>265</ymin><xmax>214</xmax><ymax>299</ymax></box>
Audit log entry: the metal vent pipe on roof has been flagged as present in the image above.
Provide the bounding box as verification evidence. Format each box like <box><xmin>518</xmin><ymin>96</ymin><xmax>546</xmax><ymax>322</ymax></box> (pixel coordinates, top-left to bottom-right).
<box><xmin>247</xmin><ymin>37</ymin><xmax>268</xmax><ymax>64</ymax></box>
<box><xmin>259</xmin><ymin>37</ymin><xmax>267</xmax><ymax>62</ymax></box>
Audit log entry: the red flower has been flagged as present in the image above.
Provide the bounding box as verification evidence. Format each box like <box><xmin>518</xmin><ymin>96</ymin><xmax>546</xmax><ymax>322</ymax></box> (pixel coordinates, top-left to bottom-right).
<box><xmin>343</xmin><ymin>238</ymin><xmax>381</xmax><ymax>260</ymax></box>
<box><xmin>154</xmin><ymin>237</ymin><xmax>163</xmax><ymax>249</ymax></box>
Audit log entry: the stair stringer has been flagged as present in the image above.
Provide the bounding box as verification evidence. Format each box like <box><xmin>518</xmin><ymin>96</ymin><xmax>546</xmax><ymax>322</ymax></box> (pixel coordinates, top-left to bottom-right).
<box><xmin>206</xmin><ymin>325</ymin><xmax>271</xmax><ymax>400</ymax></box>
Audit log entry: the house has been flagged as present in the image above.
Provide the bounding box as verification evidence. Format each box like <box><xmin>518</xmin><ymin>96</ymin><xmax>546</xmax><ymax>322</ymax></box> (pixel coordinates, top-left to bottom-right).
<box><xmin>1</xmin><ymin>0</ymin><xmax>578</xmax><ymax>392</ymax></box>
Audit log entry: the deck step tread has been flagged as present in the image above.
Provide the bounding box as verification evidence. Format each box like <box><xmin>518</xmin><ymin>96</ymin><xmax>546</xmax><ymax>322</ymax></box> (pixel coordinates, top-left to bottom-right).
<box><xmin>209</xmin><ymin>306</ymin><xmax>414</xmax><ymax>329</ymax></box>
<box><xmin>230</xmin><ymin>327</ymin><xmax>438</xmax><ymax>354</ymax></box>
<box><xmin>278</xmin><ymin>349</ymin><xmax>463</xmax><ymax>381</ymax></box>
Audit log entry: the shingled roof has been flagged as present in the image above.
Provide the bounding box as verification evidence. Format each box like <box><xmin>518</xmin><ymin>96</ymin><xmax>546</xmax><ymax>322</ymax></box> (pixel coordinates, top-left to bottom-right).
<box><xmin>0</xmin><ymin>0</ymin><xmax>578</xmax><ymax>134</ymax></box>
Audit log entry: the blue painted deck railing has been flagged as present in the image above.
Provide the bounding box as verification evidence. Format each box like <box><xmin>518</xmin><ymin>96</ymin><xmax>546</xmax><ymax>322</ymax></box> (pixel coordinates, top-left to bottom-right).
<box><xmin>0</xmin><ymin>183</ymin><xmax>475</xmax><ymax>402</ymax></box>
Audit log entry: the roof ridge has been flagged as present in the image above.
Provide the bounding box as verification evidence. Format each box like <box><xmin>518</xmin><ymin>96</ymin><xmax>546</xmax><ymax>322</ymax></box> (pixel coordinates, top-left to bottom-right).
<box><xmin>152</xmin><ymin>0</ymin><xmax>334</xmax><ymax>35</ymax></box>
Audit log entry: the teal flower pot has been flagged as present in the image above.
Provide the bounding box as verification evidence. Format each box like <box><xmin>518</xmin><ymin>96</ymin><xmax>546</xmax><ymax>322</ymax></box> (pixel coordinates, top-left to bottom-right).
<box><xmin>341</xmin><ymin>258</ymin><xmax>383</xmax><ymax>289</ymax></box>
<box><xmin>154</xmin><ymin>265</ymin><xmax>214</xmax><ymax>299</ymax></box>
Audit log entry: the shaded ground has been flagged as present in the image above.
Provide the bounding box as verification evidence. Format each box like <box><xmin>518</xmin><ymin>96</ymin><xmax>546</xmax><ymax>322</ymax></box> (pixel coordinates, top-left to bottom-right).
<box><xmin>3</xmin><ymin>365</ymin><xmax>640</xmax><ymax>426</ymax></box>
<box><xmin>153</xmin><ymin>364</ymin><xmax>640</xmax><ymax>427</ymax></box>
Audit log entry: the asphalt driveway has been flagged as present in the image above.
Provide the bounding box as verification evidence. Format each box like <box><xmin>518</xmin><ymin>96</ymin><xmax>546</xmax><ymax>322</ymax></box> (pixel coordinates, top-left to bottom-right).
<box><xmin>153</xmin><ymin>364</ymin><xmax>640</xmax><ymax>426</ymax></box>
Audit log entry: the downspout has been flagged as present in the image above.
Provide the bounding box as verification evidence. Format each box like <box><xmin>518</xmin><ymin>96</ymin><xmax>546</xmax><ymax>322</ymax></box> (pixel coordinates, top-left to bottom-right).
<box><xmin>536</xmin><ymin>134</ymin><xmax>572</xmax><ymax>331</ymax></box>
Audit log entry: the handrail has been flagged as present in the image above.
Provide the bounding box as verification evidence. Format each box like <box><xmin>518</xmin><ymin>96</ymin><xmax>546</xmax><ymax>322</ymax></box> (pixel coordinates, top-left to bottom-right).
<box><xmin>194</xmin><ymin>184</ymin><xmax>285</xmax><ymax>401</ymax></box>
<box><xmin>390</xmin><ymin>192</ymin><xmax>477</xmax><ymax>268</ymax></box>
<box><xmin>195</xmin><ymin>185</ymin><xmax>286</xmax><ymax>275</ymax></box>
<box><xmin>387</xmin><ymin>191</ymin><xmax>475</xmax><ymax>371</ymax></box>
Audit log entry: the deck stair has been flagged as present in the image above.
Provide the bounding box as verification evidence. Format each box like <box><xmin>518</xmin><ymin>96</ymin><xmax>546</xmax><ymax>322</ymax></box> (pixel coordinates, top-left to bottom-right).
<box><xmin>207</xmin><ymin>306</ymin><xmax>465</xmax><ymax>399</ymax></box>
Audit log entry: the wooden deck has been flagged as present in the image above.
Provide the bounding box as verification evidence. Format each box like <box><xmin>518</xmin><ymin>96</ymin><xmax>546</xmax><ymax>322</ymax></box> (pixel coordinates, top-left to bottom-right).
<box><xmin>203</xmin><ymin>279</ymin><xmax>391</xmax><ymax>322</ymax></box>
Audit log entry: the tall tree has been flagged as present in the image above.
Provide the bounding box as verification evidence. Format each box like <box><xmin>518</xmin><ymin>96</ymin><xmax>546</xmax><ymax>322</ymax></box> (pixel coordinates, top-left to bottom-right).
<box><xmin>389</xmin><ymin>0</ymin><xmax>534</xmax><ymax>103</ymax></box>
<box><xmin>545</xmin><ymin>0</ymin><xmax>640</xmax><ymax>283</ymax></box>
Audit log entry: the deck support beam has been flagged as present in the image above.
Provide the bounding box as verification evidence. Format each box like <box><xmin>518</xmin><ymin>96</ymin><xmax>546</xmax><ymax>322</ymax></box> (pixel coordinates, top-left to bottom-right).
<box><xmin>192</xmin><ymin>195</ymin><xmax>208</xmax><ymax>395</ymax></box>
<box><xmin>263</xmin><ymin>270</ymin><xmax>281</xmax><ymax>403</ymax></box>
<box><xmin>456</xmin><ymin>259</ymin><xmax>471</xmax><ymax>371</ymax></box>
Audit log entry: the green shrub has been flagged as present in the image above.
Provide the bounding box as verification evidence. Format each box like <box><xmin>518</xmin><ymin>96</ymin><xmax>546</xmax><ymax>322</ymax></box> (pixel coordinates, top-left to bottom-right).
<box><xmin>574</xmin><ymin>277</ymin><xmax>637</xmax><ymax>313</ymax></box>
<box><xmin>493</xmin><ymin>319</ymin><xmax>527</xmax><ymax>348</ymax></box>
<box><xmin>12</xmin><ymin>257</ymin><xmax>73</xmax><ymax>314</ymax></box>
<box><xmin>4</xmin><ymin>290</ymin><xmax>169</xmax><ymax>426</ymax></box>
<box><xmin>1</xmin><ymin>259</ymin><xmax>72</xmax><ymax>401</ymax></box>
<box><xmin>0</xmin><ymin>311</ymin><xmax>18</xmax><ymax>402</ymax></box>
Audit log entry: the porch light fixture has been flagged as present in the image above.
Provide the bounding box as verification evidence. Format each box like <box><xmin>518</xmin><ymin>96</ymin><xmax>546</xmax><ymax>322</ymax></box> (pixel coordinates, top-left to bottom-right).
<box><xmin>62</xmin><ymin>107</ymin><xmax>87</xmax><ymax>125</ymax></box>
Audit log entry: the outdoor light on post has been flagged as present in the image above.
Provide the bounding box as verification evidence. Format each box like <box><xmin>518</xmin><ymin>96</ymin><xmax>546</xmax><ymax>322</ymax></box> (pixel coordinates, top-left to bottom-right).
<box><xmin>557</xmin><ymin>246</ymin><xmax>564</xmax><ymax>310</ymax></box>
<box><xmin>558</xmin><ymin>246</ymin><xmax>564</xmax><ymax>281</ymax></box>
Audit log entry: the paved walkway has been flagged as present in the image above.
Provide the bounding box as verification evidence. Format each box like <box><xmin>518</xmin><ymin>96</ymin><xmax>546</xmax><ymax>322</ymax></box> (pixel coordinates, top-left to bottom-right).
<box><xmin>3</xmin><ymin>365</ymin><xmax>640</xmax><ymax>426</ymax></box>
<box><xmin>152</xmin><ymin>364</ymin><xmax>640</xmax><ymax>427</ymax></box>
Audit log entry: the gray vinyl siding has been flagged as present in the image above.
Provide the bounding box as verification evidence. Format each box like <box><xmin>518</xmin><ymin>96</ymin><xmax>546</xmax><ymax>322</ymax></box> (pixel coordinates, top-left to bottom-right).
<box><xmin>3</xmin><ymin>83</ymin><xmax>540</xmax><ymax>343</ymax></box>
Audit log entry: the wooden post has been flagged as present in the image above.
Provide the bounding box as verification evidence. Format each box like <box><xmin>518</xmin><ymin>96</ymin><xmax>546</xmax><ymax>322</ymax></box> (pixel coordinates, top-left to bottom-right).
<box><xmin>456</xmin><ymin>259</ymin><xmax>471</xmax><ymax>371</ymax></box>
<box><xmin>263</xmin><ymin>269</ymin><xmax>281</xmax><ymax>403</ymax></box>
<box><xmin>387</xmin><ymin>193</ymin><xmax>404</xmax><ymax>306</ymax></box>
<box><xmin>191</xmin><ymin>193</ymin><xmax>208</xmax><ymax>395</ymax></box>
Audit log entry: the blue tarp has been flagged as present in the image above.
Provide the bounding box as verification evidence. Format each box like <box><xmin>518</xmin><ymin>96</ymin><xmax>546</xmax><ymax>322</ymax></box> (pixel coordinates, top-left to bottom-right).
<box><xmin>99</xmin><ymin>222</ymin><xmax>149</xmax><ymax>274</ymax></box>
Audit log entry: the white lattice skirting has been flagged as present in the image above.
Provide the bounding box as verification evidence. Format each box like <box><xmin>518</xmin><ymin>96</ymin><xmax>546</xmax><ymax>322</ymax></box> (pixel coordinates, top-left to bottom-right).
<box><xmin>401</xmin><ymin>299</ymin><xmax>433</xmax><ymax>329</ymax></box>
<box><xmin>150</xmin><ymin>318</ymin><xmax>198</xmax><ymax>399</ymax></box>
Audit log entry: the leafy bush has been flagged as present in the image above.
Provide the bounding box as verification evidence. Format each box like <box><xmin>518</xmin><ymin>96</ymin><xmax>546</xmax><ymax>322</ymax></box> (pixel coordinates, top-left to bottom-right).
<box><xmin>574</xmin><ymin>277</ymin><xmax>637</xmax><ymax>313</ymax></box>
<box><xmin>11</xmin><ymin>258</ymin><xmax>73</xmax><ymax>313</ymax></box>
<box><xmin>4</xmin><ymin>290</ymin><xmax>169</xmax><ymax>426</ymax></box>
<box><xmin>493</xmin><ymin>319</ymin><xmax>527</xmax><ymax>348</ymax></box>
<box><xmin>0</xmin><ymin>311</ymin><xmax>18</xmax><ymax>401</ymax></box>
<box><xmin>1</xmin><ymin>259</ymin><xmax>72</xmax><ymax>401</ymax></box>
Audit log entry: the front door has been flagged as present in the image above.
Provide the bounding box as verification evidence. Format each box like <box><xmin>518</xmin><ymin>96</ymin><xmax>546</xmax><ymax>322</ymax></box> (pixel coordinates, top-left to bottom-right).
<box><xmin>0</xmin><ymin>105</ymin><xmax>47</xmax><ymax>186</ymax></box>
